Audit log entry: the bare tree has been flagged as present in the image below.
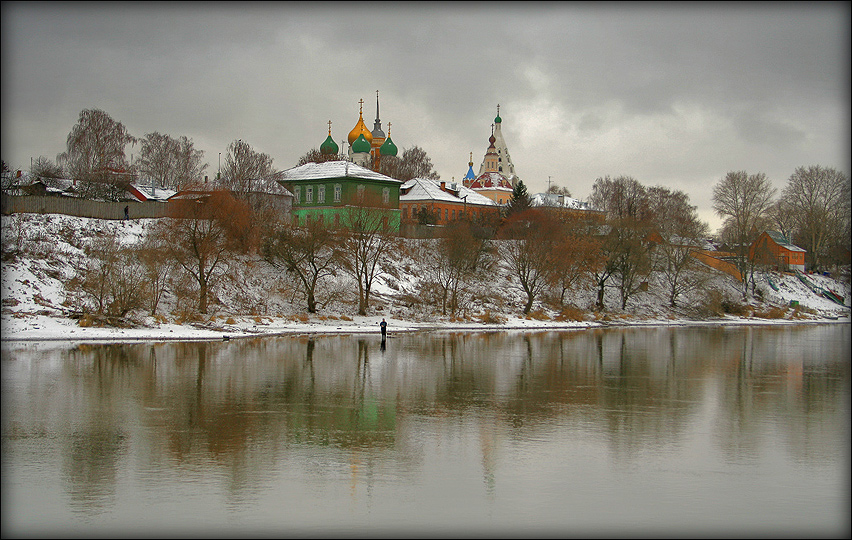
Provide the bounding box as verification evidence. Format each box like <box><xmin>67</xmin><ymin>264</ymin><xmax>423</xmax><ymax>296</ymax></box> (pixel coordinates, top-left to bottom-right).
<box><xmin>136</xmin><ymin>132</ymin><xmax>207</xmax><ymax>192</ymax></box>
<box><xmin>378</xmin><ymin>145</ymin><xmax>440</xmax><ymax>182</ymax></box>
<box><xmin>421</xmin><ymin>220</ymin><xmax>491</xmax><ymax>316</ymax></box>
<box><xmin>546</xmin><ymin>183</ymin><xmax>572</xmax><ymax>197</ymax></box>
<box><xmin>766</xmin><ymin>198</ymin><xmax>798</xmax><ymax>244</ymax></box>
<box><xmin>173</xmin><ymin>136</ymin><xmax>208</xmax><ymax>188</ymax></box>
<box><xmin>138</xmin><ymin>232</ymin><xmax>176</xmax><ymax>316</ymax></box>
<box><xmin>29</xmin><ymin>156</ymin><xmax>65</xmax><ymax>188</ymax></box>
<box><xmin>219</xmin><ymin>139</ymin><xmax>283</xmax><ymax>198</ymax></box>
<box><xmin>589</xmin><ymin>175</ymin><xmax>654</xmax><ymax>309</ymax></box>
<box><xmin>296</xmin><ymin>148</ymin><xmax>341</xmax><ymax>166</ymax></box>
<box><xmin>57</xmin><ymin>108</ymin><xmax>137</xmax><ymax>200</ymax></box>
<box><xmin>153</xmin><ymin>190</ymin><xmax>252</xmax><ymax>314</ymax></box>
<box><xmin>646</xmin><ymin>186</ymin><xmax>711</xmax><ymax>307</ymax></box>
<box><xmin>262</xmin><ymin>221</ymin><xmax>342</xmax><ymax>313</ymax></box>
<box><xmin>338</xmin><ymin>194</ymin><xmax>398</xmax><ymax>315</ymax></box>
<box><xmin>69</xmin><ymin>227</ymin><xmax>146</xmax><ymax>317</ymax></box>
<box><xmin>712</xmin><ymin>170</ymin><xmax>776</xmax><ymax>298</ymax></box>
<box><xmin>546</xmin><ymin>214</ymin><xmax>604</xmax><ymax>307</ymax></box>
<box><xmin>1</xmin><ymin>160</ymin><xmax>14</xmax><ymax>192</ymax></box>
<box><xmin>498</xmin><ymin>208</ymin><xmax>562</xmax><ymax>314</ymax></box>
<box><xmin>781</xmin><ymin>165</ymin><xmax>850</xmax><ymax>272</ymax></box>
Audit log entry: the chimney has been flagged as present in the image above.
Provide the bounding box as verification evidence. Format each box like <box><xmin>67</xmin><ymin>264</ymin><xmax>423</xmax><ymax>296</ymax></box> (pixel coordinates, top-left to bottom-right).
<box><xmin>440</xmin><ymin>181</ymin><xmax>446</xmax><ymax>190</ymax></box>
<box><xmin>204</xmin><ymin>175</ymin><xmax>208</xmax><ymax>183</ymax></box>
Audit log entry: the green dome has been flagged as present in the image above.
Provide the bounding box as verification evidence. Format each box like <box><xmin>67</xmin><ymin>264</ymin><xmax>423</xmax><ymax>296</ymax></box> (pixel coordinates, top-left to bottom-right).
<box><xmin>320</xmin><ymin>134</ymin><xmax>339</xmax><ymax>155</ymax></box>
<box><xmin>352</xmin><ymin>133</ymin><xmax>371</xmax><ymax>154</ymax></box>
<box><xmin>495</xmin><ymin>114</ymin><xmax>502</xmax><ymax>123</ymax></box>
<box><xmin>379</xmin><ymin>135</ymin><xmax>398</xmax><ymax>157</ymax></box>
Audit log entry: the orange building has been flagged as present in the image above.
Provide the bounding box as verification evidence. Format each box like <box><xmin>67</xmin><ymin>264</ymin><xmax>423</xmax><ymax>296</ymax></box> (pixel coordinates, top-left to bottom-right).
<box><xmin>399</xmin><ymin>177</ymin><xmax>500</xmax><ymax>226</ymax></box>
<box><xmin>749</xmin><ymin>231</ymin><xmax>806</xmax><ymax>272</ymax></box>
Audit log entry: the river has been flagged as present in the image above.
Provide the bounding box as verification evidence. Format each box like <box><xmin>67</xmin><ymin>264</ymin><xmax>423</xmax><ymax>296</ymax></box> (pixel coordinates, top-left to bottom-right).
<box><xmin>2</xmin><ymin>324</ymin><xmax>849</xmax><ymax>538</ymax></box>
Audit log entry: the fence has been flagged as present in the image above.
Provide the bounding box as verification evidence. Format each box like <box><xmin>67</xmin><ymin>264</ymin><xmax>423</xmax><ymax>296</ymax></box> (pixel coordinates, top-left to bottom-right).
<box><xmin>1</xmin><ymin>195</ymin><xmax>169</xmax><ymax>220</ymax></box>
<box><xmin>691</xmin><ymin>250</ymin><xmax>742</xmax><ymax>281</ymax></box>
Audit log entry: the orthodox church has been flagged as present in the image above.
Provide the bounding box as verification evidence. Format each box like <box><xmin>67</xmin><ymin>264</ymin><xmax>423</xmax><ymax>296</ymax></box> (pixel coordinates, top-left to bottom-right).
<box><xmin>323</xmin><ymin>92</ymin><xmax>398</xmax><ymax>170</ymax></box>
<box><xmin>462</xmin><ymin>105</ymin><xmax>519</xmax><ymax>206</ymax></box>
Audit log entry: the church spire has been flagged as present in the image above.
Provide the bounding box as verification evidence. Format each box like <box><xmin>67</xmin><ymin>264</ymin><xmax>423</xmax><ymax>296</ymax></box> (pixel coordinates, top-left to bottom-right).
<box><xmin>478</xmin><ymin>104</ymin><xmax>519</xmax><ymax>186</ymax></box>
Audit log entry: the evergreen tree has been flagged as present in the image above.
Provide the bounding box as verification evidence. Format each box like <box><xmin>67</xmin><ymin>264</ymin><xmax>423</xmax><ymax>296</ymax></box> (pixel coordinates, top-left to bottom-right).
<box><xmin>504</xmin><ymin>180</ymin><xmax>532</xmax><ymax>218</ymax></box>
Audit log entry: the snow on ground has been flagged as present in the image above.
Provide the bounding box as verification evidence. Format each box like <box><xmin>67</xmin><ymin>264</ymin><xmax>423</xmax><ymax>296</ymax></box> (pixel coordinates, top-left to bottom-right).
<box><xmin>2</xmin><ymin>213</ymin><xmax>849</xmax><ymax>343</ymax></box>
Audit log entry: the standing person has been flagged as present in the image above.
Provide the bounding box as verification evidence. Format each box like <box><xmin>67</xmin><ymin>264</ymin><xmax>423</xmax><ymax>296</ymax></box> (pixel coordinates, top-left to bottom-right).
<box><xmin>380</xmin><ymin>318</ymin><xmax>387</xmax><ymax>340</ymax></box>
<box><xmin>124</xmin><ymin>205</ymin><xmax>129</xmax><ymax>220</ymax></box>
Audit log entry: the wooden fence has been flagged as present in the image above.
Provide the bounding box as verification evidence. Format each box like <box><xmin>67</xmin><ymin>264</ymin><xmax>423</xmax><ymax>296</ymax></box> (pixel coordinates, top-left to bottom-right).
<box><xmin>691</xmin><ymin>250</ymin><xmax>742</xmax><ymax>281</ymax></box>
<box><xmin>1</xmin><ymin>195</ymin><xmax>169</xmax><ymax>220</ymax></box>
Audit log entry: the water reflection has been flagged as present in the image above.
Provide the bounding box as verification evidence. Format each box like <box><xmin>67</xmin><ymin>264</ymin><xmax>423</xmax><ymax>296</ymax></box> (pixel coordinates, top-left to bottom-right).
<box><xmin>2</xmin><ymin>324</ymin><xmax>849</xmax><ymax>536</ymax></box>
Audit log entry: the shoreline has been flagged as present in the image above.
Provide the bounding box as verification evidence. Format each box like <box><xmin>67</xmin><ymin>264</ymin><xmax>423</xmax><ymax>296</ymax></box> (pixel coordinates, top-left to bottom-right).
<box><xmin>3</xmin><ymin>313</ymin><xmax>848</xmax><ymax>345</ymax></box>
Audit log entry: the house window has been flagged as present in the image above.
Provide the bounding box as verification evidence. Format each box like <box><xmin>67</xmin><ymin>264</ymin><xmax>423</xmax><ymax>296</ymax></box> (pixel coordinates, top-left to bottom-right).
<box><xmin>318</xmin><ymin>185</ymin><xmax>325</xmax><ymax>203</ymax></box>
<box><xmin>334</xmin><ymin>184</ymin><xmax>341</xmax><ymax>202</ymax></box>
<box><xmin>382</xmin><ymin>187</ymin><xmax>389</xmax><ymax>205</ymax></box>
<box><xmin>294</xmin><ymin>186</ymin><xmax>301</xmax><ymax>204</ymax></box>
<box><xmin>306</xmin><ymin>186</ymin><xmax>313</xmax><ymax>203</ymax></box>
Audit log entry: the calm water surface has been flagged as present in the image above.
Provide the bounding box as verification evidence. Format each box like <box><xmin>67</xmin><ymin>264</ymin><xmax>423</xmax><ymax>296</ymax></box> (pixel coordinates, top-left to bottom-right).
<box><xmin>2</xmin><ymin>324</ymin><xmax>850</xmax><ymax>538</ymax></box>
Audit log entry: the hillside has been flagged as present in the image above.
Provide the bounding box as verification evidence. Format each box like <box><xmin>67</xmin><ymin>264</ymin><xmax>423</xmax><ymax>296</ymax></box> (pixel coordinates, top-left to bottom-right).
<box><xmin>1</xmin><ymin>213</ymin><xmax>850</xmax><ymax>341</ymax></box>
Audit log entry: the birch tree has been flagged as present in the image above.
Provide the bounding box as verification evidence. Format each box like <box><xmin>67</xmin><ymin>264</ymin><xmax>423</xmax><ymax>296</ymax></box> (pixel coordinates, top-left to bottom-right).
<box><xmin>58</xmin><ymin>108</ymin><xmax>137</xmax><ymax>200</ymax></box>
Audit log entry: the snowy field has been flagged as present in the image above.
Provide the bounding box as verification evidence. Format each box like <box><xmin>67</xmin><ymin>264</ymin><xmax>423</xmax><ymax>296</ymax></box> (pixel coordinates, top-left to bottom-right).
<box><xmin>2</xmin><ymin>213</ymin><xmax>849</xmax><ymax>343</ymax></box>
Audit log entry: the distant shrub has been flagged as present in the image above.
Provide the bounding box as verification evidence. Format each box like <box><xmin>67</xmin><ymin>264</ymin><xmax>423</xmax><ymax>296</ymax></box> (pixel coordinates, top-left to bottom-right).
<box><xmin>527</xmin><ymin>309</ymin><xmax>550</xmax><ymax>321</ymax></box>
<box><xmin>339</xmin><ymin>315</ymin><xmax>353</xmax><ymax>321</ymax></box>
<box><xmin>752</xmin><ymin>306</ymin><xmax>788</xmax><ymax>319</ymax></box>
<box><xmin>477</xmin><ymin>311</ymin><xmax>506</xmax><ymax>324</ymax></box>
<box><xmin>553</xmin><ymin>304</ymin><xmax>588</xmax><ymax>322</ymax></box>
<box><xmin>722</xmin><ymin>300</ymin><xmax>749</xmax><ymax>316</ymax></box>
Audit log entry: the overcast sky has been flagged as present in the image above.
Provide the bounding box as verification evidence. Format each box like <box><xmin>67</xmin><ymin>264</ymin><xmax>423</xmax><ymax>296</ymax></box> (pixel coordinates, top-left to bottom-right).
<box><xmin>2</xmin><ymin>2</ymin><xmax>849</xmax><ymax>233</ymax></box>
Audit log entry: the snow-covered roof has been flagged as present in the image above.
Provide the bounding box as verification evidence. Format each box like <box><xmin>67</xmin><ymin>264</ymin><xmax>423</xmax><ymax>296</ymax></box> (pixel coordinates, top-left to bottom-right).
<box><xmin>130</xmin><ymin>183</ymin><xmax>177</xmax><ymax>202</ymax></box>
<box><xmin>468</xmin><ymin>171</ymin><xmax>513</xmax><ymax>190</ymax></box>
<box><xmin>279</xmin><ymin>160</ymin><xmax>402</xmax><ymax>184</ymax></box>
<box><xmin>400</xmin><ymin>178</ymin><xmax>496</xmax><ymax>206</ymax></box>
<box><xmin>531</xmin><ymin>192</ymin><xmax>598</xmax><ymax>211</ymax></box>
<box><xmin>764</xmin><ymin>230</ymin><xmax>806</xmax><ymax>252</ymax></box>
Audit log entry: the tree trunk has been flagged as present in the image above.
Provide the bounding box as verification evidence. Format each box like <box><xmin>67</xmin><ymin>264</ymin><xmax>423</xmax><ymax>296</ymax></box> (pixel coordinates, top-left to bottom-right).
<box><xmin>199</xmin><ymin>278</ymin><xmax>208</xmax><ymax>314</ymax></box>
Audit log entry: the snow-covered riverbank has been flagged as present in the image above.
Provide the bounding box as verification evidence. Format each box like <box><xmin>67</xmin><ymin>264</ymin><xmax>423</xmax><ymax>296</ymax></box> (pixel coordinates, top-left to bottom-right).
<box><xmin>2</xmin><ymin>214</ymin><xmax>849</xmax><ymax>344</ymax></box>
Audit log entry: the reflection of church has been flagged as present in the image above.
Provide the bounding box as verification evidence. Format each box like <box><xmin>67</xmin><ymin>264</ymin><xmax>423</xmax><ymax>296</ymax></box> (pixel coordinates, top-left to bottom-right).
<box><xmin>462</xmin><ymin>105</ymin><xmax>519</xmax><ymax>206</ymax></box>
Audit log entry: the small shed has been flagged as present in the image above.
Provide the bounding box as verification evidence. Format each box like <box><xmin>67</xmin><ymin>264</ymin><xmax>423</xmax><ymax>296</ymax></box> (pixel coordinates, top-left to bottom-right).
<box><xmin>749</xmin><ymin>231</ymin><xmax>806</xmax><ymax>272</ymax></box>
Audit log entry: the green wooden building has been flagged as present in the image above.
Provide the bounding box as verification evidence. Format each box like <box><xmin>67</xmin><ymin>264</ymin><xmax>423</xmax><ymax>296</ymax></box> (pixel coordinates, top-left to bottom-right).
<box><xmin>278</xmin><ymin>160</ymin><xmax>402</xmax><ymax>231</ymax></box>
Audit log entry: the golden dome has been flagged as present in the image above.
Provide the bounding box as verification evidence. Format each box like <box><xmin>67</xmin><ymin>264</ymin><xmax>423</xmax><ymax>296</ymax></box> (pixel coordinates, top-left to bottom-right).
<box><xmin>348</xmin><ymin>99</ymin><xmax>373</xmax><ymax>146</ymax></box>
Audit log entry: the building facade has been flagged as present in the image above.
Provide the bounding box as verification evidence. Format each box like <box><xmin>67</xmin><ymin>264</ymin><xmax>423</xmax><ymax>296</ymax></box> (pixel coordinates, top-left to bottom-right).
<box><xmin>278</xmin><ymin>160</ymin><xmax>401</xmax><ymax>231</ymax></box>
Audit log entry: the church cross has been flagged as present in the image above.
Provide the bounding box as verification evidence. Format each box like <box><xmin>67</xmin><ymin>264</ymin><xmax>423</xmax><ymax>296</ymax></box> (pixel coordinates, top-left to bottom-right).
<box><xmin>359</xmin><ymin>98</ymin><xmax>364</xmax><ymax>114</ymax></box>
<box><xmin>327</xmin><ymin>120</ymin><xmax>332</xmax><ymax>135</ymax></box>
<box><xmin>387</xmin><ymin>121</ymin><xmax>391</xmax><ymax>135</ymax></box>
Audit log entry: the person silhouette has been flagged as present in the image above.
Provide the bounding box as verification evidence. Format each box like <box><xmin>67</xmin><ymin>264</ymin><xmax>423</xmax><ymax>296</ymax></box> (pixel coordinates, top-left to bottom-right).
<box><xmin>380</xmin><ymin>318</ymin><xmax>387</xmax><ymax>340</ymax></box>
